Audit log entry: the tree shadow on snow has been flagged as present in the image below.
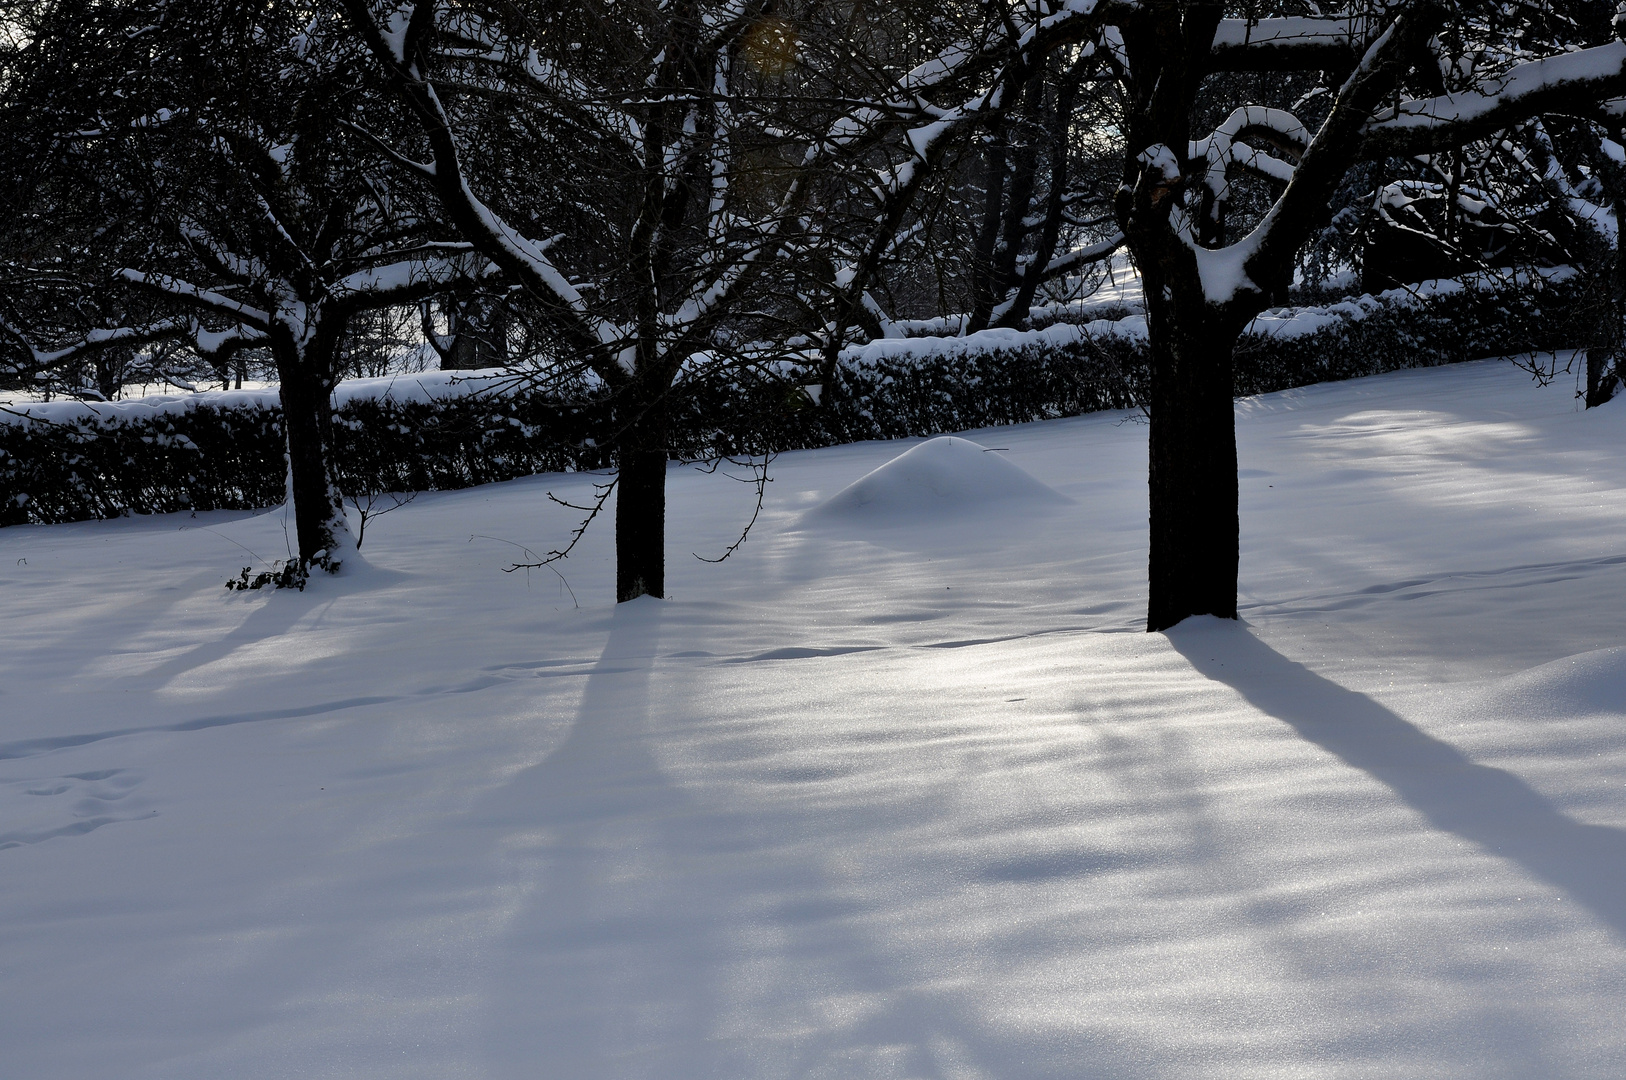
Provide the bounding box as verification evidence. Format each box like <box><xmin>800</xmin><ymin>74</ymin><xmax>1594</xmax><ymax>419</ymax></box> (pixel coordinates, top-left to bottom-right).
<box><xmin>474</xmin><ymin>600</ymin><xmax>1072</xmax><ymax>1080</ymax></box>
<box><xmin>1166</xmin><ymin>618</ymin><xmax>1626</xmax><ymax>941</ymax></box>
<box><xmin>476</xmin><ymin>598</ymin><xmax>742</xmax><ymax>1078</ymax></box>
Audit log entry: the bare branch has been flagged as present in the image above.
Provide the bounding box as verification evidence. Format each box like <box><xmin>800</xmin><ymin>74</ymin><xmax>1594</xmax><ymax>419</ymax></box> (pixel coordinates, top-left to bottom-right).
<box><xmin>501</xmin><ymin>477</ymin><xmax>617</xmax><ymax>570</ymax></box>
<box><xmin>693</xmin><ymin>453</ymin><xmax>773</xmax><ymax>564</ymax></box>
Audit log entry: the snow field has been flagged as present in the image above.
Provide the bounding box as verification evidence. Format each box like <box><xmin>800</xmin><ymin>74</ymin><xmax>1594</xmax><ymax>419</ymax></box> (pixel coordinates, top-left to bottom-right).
<box><xmin>2</xmin><ymin>359</ymin><xmax>1626</xmax><ymax>1078</ymax></box>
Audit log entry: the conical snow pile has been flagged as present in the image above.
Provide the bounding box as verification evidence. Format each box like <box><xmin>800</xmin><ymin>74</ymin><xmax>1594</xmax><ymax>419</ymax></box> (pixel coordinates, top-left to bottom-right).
<box><xmin>804</xmin><ymin>436</ymin><xmax>1070</xmax><ymax>527</ymax></box>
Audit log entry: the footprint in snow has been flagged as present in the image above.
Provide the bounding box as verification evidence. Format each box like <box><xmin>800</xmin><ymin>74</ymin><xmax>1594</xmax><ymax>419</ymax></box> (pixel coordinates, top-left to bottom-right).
<box><xmin>0</xmin><ymin>768</ymin><xmax>152</xmax><ymax>850</ymax></box>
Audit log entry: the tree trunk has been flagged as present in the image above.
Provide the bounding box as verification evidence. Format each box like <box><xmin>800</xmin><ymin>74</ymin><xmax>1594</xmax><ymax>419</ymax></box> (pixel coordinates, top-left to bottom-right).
<box><xmin>1586</xmin><ymin>347</ymin><xmax>1616</xmax><ymax>409</ymax></box>
<box><xmin>614</xmin><ymin>394</ymin><xmax>668</xmax><ymax>602</ymax></box>
<box><xmin>270</xmin><ymin>318</ymin><xmax>351</xmax><ymax>568</ymax></box>
<box><xmin>1587</xmin><ymin>219</ymin><xmax>1626</xmax><ymax>409</ymax></box>
<box><xmin>1144</xmin><ymin>276</ymin><xmax>1242</xmax><ymax>632</ymax></box>
<box><xmin>94</xmin><ymin>348</ymin><xmax>127</xmax><ymax>401</ymax></box>
<box><xmin>476</xmin><ymin>298</ymin><xmax>509</xmax><ymax>368</ymax></box>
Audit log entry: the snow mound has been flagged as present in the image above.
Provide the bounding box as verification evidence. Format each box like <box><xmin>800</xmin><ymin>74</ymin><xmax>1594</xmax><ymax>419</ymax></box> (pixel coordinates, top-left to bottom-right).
<box><xmin>804</xmin><ymin>436</ymin><xmax>1069</xmax><ymax>525</ymax></box>
<box><xmin>1491</xmin><ymin>646</ymin><xmax>1626</xmax><ymax>717</ymax></box>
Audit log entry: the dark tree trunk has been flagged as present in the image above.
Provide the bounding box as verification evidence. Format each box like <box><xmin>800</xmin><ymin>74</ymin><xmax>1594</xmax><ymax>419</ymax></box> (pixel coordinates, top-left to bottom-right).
<box><xmin>1112</xmin><ymin>0</ymin><xmax>1441</xmax><ymax>630</ymax></box>
<box><xmin>965</xmin><ymin>121</ymin><xmax>1010</xmax><ymax>334</ymax></box>
<box><xmin>1586</xmin><ymin>347</ymin><xmax>1618</xmax><ymax>408</ymax></box>
<box><xmin>94</xmin><ymin>348</ymin><xmax>128</xmax><ymax>401</ymax></box>
<box><xmin>997</xmin><ymin>58</ymin><xmax>1081</xmax><ymax>331</ymax></box>
<box><xmin>270</xmin><ymin>317</ymin><xmax>349</xmax><ymax>567</ymax></box>
<box><xmin>968</xmin><ymin>75</ymin><xmax>1045</xmax><ymax>335</ymax></box>
<box><xmin>478</xmin><ymin>300</ymin><xmax>510</xmax><ymax>368</ymax></box>
<box><xmin>1588</xmin><ymin>197</ymin><xmax>1626</xmax><ymax>409</ymax></box>
<box><xmin>1109</xmin><ymin>0</ymin><xmax>1234</xmax><ymax>630</ymax></box>
<box><xmin>613</xmin><ymin>393</ymin><xmax>668</xmax><ymax>602</ymax></box>
<box><xmin>1143</xmin><ymin>264</ymin><xmax>1243</xmax><ymax>632</ymax></box>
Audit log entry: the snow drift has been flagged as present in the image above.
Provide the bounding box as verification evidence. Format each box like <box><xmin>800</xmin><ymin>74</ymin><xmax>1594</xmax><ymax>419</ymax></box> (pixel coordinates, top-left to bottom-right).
<box><xmin>804</xmin><ymin>436</ymin><xmax>1070</xmax><ymax>526</ymax></box>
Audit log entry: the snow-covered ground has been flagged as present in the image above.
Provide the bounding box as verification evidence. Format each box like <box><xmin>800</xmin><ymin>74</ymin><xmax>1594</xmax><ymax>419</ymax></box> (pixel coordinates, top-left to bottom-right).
<box><xmin>3</xmin><ymin>359</ymin><xmax>1626</xmax><ymax>1079</ymax></box>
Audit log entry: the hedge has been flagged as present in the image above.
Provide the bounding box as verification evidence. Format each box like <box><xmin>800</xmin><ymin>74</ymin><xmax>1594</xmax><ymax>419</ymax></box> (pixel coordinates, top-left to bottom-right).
<box><xmin>0</xmin><ymin>268</ymin><xmax>1583</xmax><ymax>527</ymax></box>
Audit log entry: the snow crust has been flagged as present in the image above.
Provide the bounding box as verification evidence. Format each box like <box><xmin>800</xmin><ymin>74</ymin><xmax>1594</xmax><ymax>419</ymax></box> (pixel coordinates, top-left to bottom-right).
<box><xmin>4</xmin><ymin>359</ymin><xmax>1626</xmax><ymax>1078</ymax></box>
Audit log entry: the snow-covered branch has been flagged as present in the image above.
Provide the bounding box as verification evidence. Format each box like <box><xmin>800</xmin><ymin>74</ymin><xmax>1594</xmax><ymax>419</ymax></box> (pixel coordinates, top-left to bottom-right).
<box><xmin>0</xmin><ymin>310</ymin><xmax>265</xmax><ymax>378</ymax></box>
<box><xmin>332</xmin><ymin>251</ymin><xmax>493</xmax><ymax>307</ymax></box>
<box><xmin>1190</xmin><ymin>106</ymin><xmax>1309</xmax><ymax>210</ymax></box>
<box><xmin>0</xmin><ymin>316</ymin><xmax>186</xmax><ymax>369</ymax></box>
<box><xmin>1520</xmin><ymin>122</ymin><xmax>1621</xmax><ymax>246</ymax></box>
<box><xmin>1363</xmin><ymin>42</ymin><xmax>1626</xmax><ymax>157</ymax></box>
<box><xmin>117</xmin><ymin>270</ymin><xmax>273</xmax><ymax>329</ymax></box>
<box><xmin>1035</xmin><ymin>232</ymin><xmax>1126</xmax><ymax>283</ymax></box>
<box><xmin>179</xmin><ymin>221</ymin><xmax>269</xmax><ymax>285</ymax></box>
<box><xmin>1202</xmin><ymin>0</ymin><xmax>1445</xmax><ymax>307</ymax></box>
<box><xmin>342</xmin><ymin>0</ymin><xmax>619</xmax><ymax>375</ymax></box>
<box><xmin>1208</xmin><ymin>16</ymin><xmax>1365</xmax><ymax>73</ymax></box>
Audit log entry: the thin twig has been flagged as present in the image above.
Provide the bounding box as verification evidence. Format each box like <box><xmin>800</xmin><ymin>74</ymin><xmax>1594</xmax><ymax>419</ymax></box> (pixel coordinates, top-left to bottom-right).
<box><xmin>694</xmin><ymin>451</ymin><xmax>774</xmax><ymax>564</ymax></box>
<box><xmin>518</xmin><ymin>477</ymin><xmax>617</xmax><ymax>568</ymax></box>
<box><xmin>198</xmin><ymin>526</ymin><xmax>272</xmax><ymax>569</ymax></box>
<box><xmin>468</xmin><ymin>533</ymin><xmax>579</xmax><ymax>606</ymax></box>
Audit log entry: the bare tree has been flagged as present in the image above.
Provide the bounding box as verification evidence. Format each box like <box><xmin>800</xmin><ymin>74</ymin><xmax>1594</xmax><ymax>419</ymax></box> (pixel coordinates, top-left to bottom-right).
<box><xmin>341</xmin><ymin>0</ymin><xmax>1107</xmax><ymax>599</ymax></box>
<box><xmin>1091</xmin><ymin>0</ymin><xmax>1626</xmax><ymax>629</ymax></box>
<box><xmin>3</xmin><ymin>0</ymin><xmax>491</xmax><ymax>573</ymax></box>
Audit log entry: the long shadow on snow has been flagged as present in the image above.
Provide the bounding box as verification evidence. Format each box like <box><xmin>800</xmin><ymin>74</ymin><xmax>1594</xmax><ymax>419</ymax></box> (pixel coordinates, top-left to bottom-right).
<box><xmin>1167</xmin><ymin>618</ymin><xmax>1626</xmax><ymax>940</ymax></box>
<box><xmin>131</xmin><ymin>555</ymin><xmax>411</xmax><ymax>690</ymax></box>
<box><xmin>0</xmin><ymin>695</ymin><xmax>402</xmax><ymax>760</ymax></box>
<box><xmin>134</xmin><ymin>584</ymin><xmax>317</xmax><ymax>687</ymax></box>
<box><xmin>1</xmin><ymin>568</ymin><xmax>223</xmax><ymax>684</ymax></box>
<box><xmin>477</xmin><ymin>601</ymin><xmax>1047</xmax><ymax>1080</ymax></box>
<box><xmin>477</xmin><ymin>599</ymin><xmax>736</xmax><ymax>1078</ymax></box>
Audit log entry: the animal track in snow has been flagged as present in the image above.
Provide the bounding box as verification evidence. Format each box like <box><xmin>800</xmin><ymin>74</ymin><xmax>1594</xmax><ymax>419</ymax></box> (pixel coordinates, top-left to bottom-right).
<box><xmin>0</xmin><ymin>768</ymin><xmax>151</xmax><ymax>850</ymax></box>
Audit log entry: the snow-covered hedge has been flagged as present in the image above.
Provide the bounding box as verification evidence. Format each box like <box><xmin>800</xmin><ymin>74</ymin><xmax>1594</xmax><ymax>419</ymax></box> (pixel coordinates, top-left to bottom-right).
<box><xmin>776</xmin><ymin>268</ymin><xmax>1579</xmax><ymax>442</ymax></box>
<box><xmin>1231</xmin><ymin>269</ymin><xmax>1577</xmax><ymax>394</ymax></box>
<box><xmin>805</xmin><ymin>316</ymin><xmax>1148</xmax><ymax>440</ymax></box>
<box><xmin>0</xmin><ymin>373</ymin><xmax>610</xmax><ymax>526</ymax></box>
<box><xmin>0</xmin><ymin>270</ymin><xmax>1582</xmax><ymax>526</ymax></box>
<box><xmin>0</xmin><ymin>398</ymin><xmax>287</xmax><ymax>527</ymax></box>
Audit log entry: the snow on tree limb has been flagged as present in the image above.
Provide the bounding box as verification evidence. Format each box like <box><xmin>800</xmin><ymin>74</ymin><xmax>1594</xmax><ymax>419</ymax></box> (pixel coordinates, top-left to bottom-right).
<box><xmin>189</xmin><ymin>324</ymin><xmax>266</xmax><ymax>361</ymax></box>
<box><xmin>1173</xmin><ymin>0</ymin><xmax>1445</xmax><ymax>307</ymax></box>
<box><xmin>342</xmin><ymin>0</ymin><xmax>619</xmax><ymax>376</ymax></box>
<box><xmin>1</xmin><ymin>316</ymin><xmax>182</xmax><ymax>368</ymax></box>
<box><xmin>1520</xmin><ymin>121</ymin><xmax>1620</xmax><ymax>246</ymax></box>
<box><xmin>1362</xmin><ymin>42</ymin><xmax>1626</xmax><ymax>157</ymax></box>
<box><xmin>118</xmin><ymin>270</ymin><xmax>274</xmax><ymax>329</ymax></box>
<box><xmin>341</xmin><ymin>119</ymin><xmax>438</xmax><ymax>179</ymax></box>
<box><xmin>1157</xmin><ymin>4</ymin><xmax>1626</xmax><ymax>309</ymax></box>
<box><xmin>178</xmin><ymin>221</ymin><xmax>269</xmax><ymax>286</ymax></box>
<box><xmin>1034</xmin><ymin>232</ymin><xmax>1126</xmax><ymax>283</ymax></box>
<box><xmin>0</xmin><ymin>311</ymin><xmax>265</xmax><ymax>375</ymax></box>
<box><xmin>332</xmin><ymin>251</ymin><xmax>494</xmax><ymax>306</ymax></box>
<box><xmin>1190</xmin><ymin>106</ymin><xmax>1309</xmax><ymax>209</ymax></box>
<box><xmin>1208</xmin><ymin>16</ymin><xmax>1364</xmax><ymax>73</ymax></box>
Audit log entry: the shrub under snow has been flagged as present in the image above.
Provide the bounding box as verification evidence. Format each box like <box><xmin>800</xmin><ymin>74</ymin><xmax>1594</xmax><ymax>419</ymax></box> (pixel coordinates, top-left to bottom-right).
<box><xmin>0</xmin><ymin>270</ymin><xmax>1582</xmax><ymax>526</ymax></box>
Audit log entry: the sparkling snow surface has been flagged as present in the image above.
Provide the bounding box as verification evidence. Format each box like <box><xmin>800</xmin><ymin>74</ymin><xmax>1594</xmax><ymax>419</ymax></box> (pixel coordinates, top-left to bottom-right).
<box><xmin>3</xmin><ymin>359</ymin><xmax>1626</xmax><ymax>1079</ymax></box>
